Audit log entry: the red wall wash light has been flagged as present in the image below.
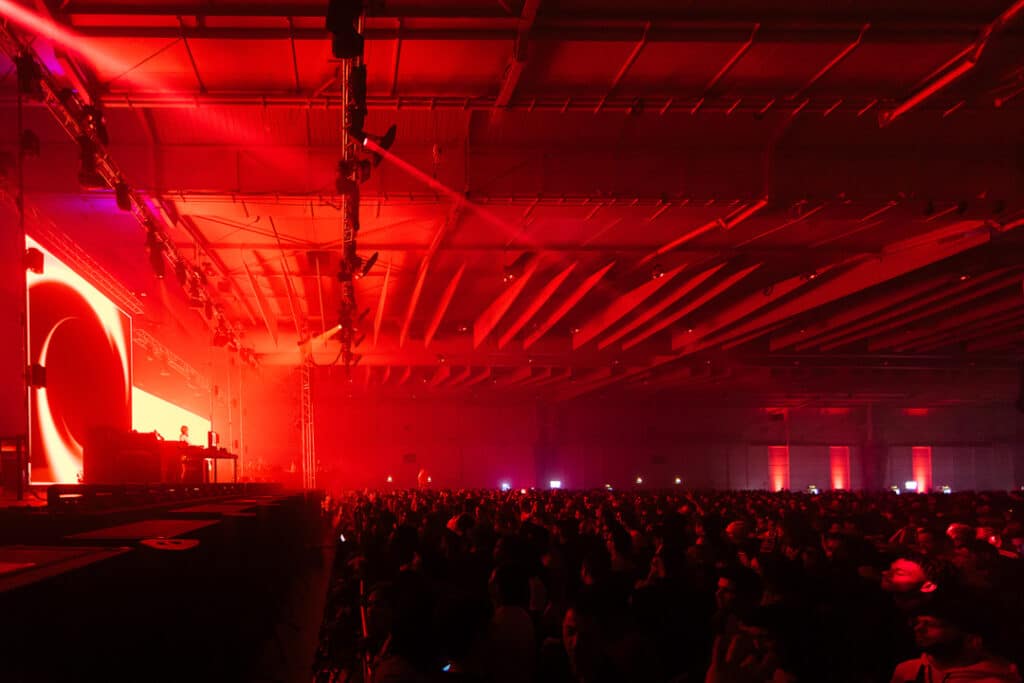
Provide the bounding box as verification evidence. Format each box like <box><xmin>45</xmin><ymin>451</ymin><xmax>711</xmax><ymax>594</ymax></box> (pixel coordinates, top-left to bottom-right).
<box><xmin>903</xmin><ymin>408</ymin><xmax>930</xmax><ymax>417</ymax></box>
<box><xmin>911</xmin><ymin>446</ymin><xmax>933</xmax><ymax>493</ymax></box>
<box><xmin>768</xmin><ymin>446</ymin><xmax>790</xmax><ymax>492</ymax></box>
<box><xmin>829</xmin><ymin>446</ymin><xmax>851</xmax><ymax>490</ymax></box>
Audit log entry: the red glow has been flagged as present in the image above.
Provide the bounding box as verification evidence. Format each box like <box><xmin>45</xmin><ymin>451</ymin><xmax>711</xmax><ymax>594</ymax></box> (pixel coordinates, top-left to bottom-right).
<box><xmin>819</xmin><ymin>407</ymin><xmax>851</xmax><ymax>416</ymax></box>
<box><xmin>911</xmin><ymin>446</ymin><xmax>933</xmax><ymax>493</ymax></box>
<box><xmin>829</xmin><ymin>446</ymin><xmax>851</xmax><ymax>490</ymax></box>
<box><xmin>903</xmin><ymin>408</ymin><xmax>930</xmax><ymax>416</ymax></box>
<box><xmin>768</xmin><ymin>446</ymin><xmax>790</xmax><ymax>492</ymax></box>
<box><xmin>880</xmin><ymin>59</ymin><xmax>974</xmax><ymax>126</ymax></box>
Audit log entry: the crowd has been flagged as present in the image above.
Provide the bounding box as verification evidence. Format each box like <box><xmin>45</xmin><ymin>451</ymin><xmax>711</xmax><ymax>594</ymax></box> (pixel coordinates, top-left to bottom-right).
<box><xmin>313</xmin><ymin>488</ymin><xmax>1024</xmax><ymax>683</ymax></box>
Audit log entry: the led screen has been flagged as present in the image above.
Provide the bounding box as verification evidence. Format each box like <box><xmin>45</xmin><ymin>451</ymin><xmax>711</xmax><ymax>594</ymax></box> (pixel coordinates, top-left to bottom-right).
<box><xmin>26</xmin><ymin>235</ymin><xmax>132</xmax><ymax>483</ymax></box>
<box><xmin>132</xmin><ymin>387</ymin><xmax>210</xmax><ymax>446</ymax></box>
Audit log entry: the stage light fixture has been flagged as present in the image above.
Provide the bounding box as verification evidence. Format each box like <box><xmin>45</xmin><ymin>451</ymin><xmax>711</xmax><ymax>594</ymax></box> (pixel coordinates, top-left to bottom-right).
<box><xmin>361</xmin><ymin>124</ymin><xmax>398</xmax><ymax>167</ymax></box>
<box><xmin>115</xmin><ymin>182</ymin><xmax>131</xmax><ymax>211</ymax></box>
<box><xmin>904</xmin><ymin>480</ymin><xmax>918</xmax><ymax>492</ymax></box>
<box><xmin>500</xmin><ymin>482</ymin><xmax>511</xmax><ymax>491</ymax></box>
<box><xmin>549</xmin><ymin>480</ymin><xmax>562</xmax><ymax>490</ymax></box>
<box><xmin>147</xmin><ymin>233</ymin><xmax>166</xmax><ymax>279</ymax></box>
<box><xmin>651</xmin><ymin>264</ymin><xmax>666</xmax><ymax>280</ymax></box>
<box><xmin>82</xmin><ymin>106</ymin><xmax>109</xmax><ymax>146</ymax></box>
<box><xmin>503</xmin><ymin>252</ymin><xmax>533</xmax><ymax>284</ymax></box>
<box><xmin>212</xmin><ymin>328</ymin><xmax>232</xmax><ymax>348</ymax></box>
<box><xmin>635</xmin><ymin>476</ymin><xmax>643</xmax><ymax>485</ymax></box>
<box><xmin>326</xmin><ymin>0</ymin><xmax>364</xmax><ymax>59</ymax></box>
<box><xmin>674</xmin><ymin>476</ymin><xmax>682</xmax><ymax>485</ymax></box>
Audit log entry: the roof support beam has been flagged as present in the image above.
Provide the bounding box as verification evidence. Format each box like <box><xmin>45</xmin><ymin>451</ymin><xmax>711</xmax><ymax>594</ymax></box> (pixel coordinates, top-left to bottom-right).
<box><xmin>790</xmin><ymin>23</ymin><xmax>869</xmax><ymax>99</ymax></box>
<box><xmin>424</xmin><ymin>262</ymin><xmax>466</xmax><ymax>348</ymax></box>
<box><xmin>910</xmin><ymin>309</ymin><xmax>1024</xmax><ymax>352</ymax></box>
<box><xmin>622</xmin><ymin>264</ymin><xmax>758</xmax><ymax>350</ymax></box>
<box><xmin>771</xmin><ymin>273</ymin><xmax>949</xmax><ymax>350</ymax></box>
<box><xmin>523</xmin><ymin>262</ymin><xmax>614</xmax><ymax>349</ymax></box>
<box><xmin>572</xmin><ymin>263</ymin><xmax>686</xmax><ymax>349</ymax></box>
<box><xmin>428</xmin><ymin>364</ymin><xmax>451</xmax><ymax>386</ymax></box>
<box><xmin>814</xmin><ymin>270</ymin><xmax>1017</xmax><ymax>351</ymax></box>
<box><xmin>373</xmin><ymin>260</ymin><xmax>392</xmax><ymax>347</ymax></box>
<box><xmin>244</xmin><ymin>258</ymin><xmax>279</xmax><ymax>346</ymax></box>
<box><xmin>676</xmin><ymin>222</ymin><xmax>994</xmax><ymax>355</ymax></box>
<box><xmin>462</xmin><ymin>367</ymin><xmax>493</xmax><ymax>388</ymax></box>
<box><xmin>474</xmin><ymin>256</ymin><xmax>540</xmax><ymax>348</ymax></box>
<box><xmin>498</xmin><ymin>261</ymin><xmax>576</xmax><ymax>349</ymax></box>
<box><xmin>495</xmin><ymin>0</ymin><xmax>541</xmax><ymax>107</ymax></box>
<box><xmin>400</xmin><ymin>204</ymin><xmax>460</xmax><ymax>347</ymax></box>
<box><xmin>870</xmin><ymin>296</ymin><xmax>1022</xmax><ymax>351</ymax></box>
<box><xmin>691</xmin><ymin>23</ymin><xmax>758</xmax><ymax>113</ymax></box>
<box><xmin>595</xmin><ymin>22</ymin><xmax>649</xmax><ymax>112</ymax></box>
<box><xmin>598</xmin><ymin>263</ymin><xmax>725</xmax><ymax>350</ymax></box>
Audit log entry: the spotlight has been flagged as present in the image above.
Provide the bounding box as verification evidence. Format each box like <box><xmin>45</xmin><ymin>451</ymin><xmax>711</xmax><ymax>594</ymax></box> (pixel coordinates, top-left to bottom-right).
<box><xmin>635</xmin><ymin>476</ymin><xmax>643</xmax><ymax>485</ymax></box>
<box><xmin>386</xmin><ymin>475</ymin><xmax>393</xmax><ymax>483</ymax></box>
<box><xmin>500</xmin><ymin>482</ymin><xmax>511</xmax><ymax>492</ymax></box>
<box><xmin>326</xmin><ymin>0</ymin><xmax>364</xmax><ymax>59</ymax></box>
<box><xmin>651</xmin><ymin>263</ymin><xmax>666</xmax><ymax>280</ymax></box>
<box><xmin>358</xmin><ymin>251</ymin><xmax>378</xmax><ymax>279</ymax></box>
<box><xmin>904</xmin><ymin>480</ymin><xmax>918</xmax><ymax>492</ymax></box>
<box><xmin>674</xmin><ymin>476</ymin><xmax>682</xmax><ymax>485</ymax></box>
<box><xmin>361</xmin><ymin>124</ymin><xmax>398</xmax><ymax>167</ymax></box>
<box><xmin>337</xmin><ymin>158</ymin><xmax>371</xmax><ymax>185</ymax></box>
<box><xmin>82</xmin><ymin>106</ymin><xmax>109</xmax><ymax>146</ymax></box>
<box><xmin>24</xmin><ymin>247</ymin><xmax>44</xmax><ymax>274</ymax></box>
<box><xmin>940</xmin><ymin>484</ymin><xmax>952</xmax><ymax>494</ymax></box>
<box><xmin>115</xmin><ymin>182</ymin><xmax>131</xmax><ymax>211</ymax></box>
<box><xmin>549</xmin><ymin>480</ymin><xmax>562</xmax><ymax>490</ymax></box>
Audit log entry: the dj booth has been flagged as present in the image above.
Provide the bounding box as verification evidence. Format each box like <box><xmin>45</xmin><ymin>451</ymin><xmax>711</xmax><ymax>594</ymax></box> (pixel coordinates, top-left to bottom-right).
<box><xmin>84</xmin><ymin>429</ymin><xmax>238</xmax><ymax>485</ymax></box>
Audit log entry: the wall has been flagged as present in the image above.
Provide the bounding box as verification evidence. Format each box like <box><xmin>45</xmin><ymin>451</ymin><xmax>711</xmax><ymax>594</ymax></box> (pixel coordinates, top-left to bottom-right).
<box><xmin>312</xmin><ymin>391</ymin><xmax>540</xmax><ymax>491</ymax></box>
<box><xmin>548</xmin><ymin>399</ymin><xmax>1024</xmax><ymax>491</ymax></box>
<box><xmin>0</xmin><ymin>201</ymin><xmax>26</xmax><ymax>441</ymax></box>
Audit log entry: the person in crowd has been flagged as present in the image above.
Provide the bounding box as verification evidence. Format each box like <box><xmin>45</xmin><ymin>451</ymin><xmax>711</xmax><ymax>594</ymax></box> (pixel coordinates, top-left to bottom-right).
<box><xmin>312</xmin><ymin>487</ymin><xmax>1024</xmax><ymax>683</ymax></box>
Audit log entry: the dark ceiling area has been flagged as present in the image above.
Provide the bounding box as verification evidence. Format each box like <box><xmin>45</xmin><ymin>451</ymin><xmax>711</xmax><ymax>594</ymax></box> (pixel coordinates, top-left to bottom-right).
<box><xmin>2</xmin><ymin>0</ymin><xmax>1023</xmax><ymax>404</ymax></box>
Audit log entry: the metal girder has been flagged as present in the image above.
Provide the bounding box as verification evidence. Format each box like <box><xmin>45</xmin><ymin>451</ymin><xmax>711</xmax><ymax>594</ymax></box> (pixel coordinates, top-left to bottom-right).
<box><xmin>598</xmin><ymin>262</ymin><xmax>725</xmax><ymax>350</ymax></box>
<box><xmin>622</xmin><ymin>264</ymin><xmax>759</xmax><ymax>350</ymax></box>
<box><xmin>495</xmin><ymin>0</ymin><xmax>541</xmax><ymax>107</ymax></box>
<box><xmin>373</xmin><ymin>260</ymin><xmax>392</xmax><ymax>347</ymax></box>
<box><xmin>770</xmin><ymin>273</ymin><xmax>950</xmax><ymax>351</ymax></box>
<box><xmin>497</xmin><ymin>261</ymin><xmax>576</xmax><ymax>350</ymax></box>
<box><xmin>676</xmin><ymin>222</ymin><xmax>995</xmax><ymax>356</ymax></box>
<box><xmin>522</xmin><ymin>261</ymin><xmax>614</xmax><ymax>349</ymax></box>
<box><xmin>424</xmin><ymin>262</ymin><xmax>466</xmax><ymax>348</ymax></box>
<box><xmin>815</xmin><ymin>270</ymin><xmax>1018</xmax><ymax>351</ymax></box>
<box><xmin>244</xmin><ymin>258</ymin><xmax>280</xmax><ymax>346</ymax></box>
<box><xmin>910</xmin><ymin>309</ymin><xmax>1024</xmax><ymax>352</ymax></box>
<box><xmin>572</xmin><ymin>263</ymin><xmax>686</xmax><ymax>349</ymax></box>
<box><xmin>869</xmin><ymin>295</ymin><xmax>1022</xmax><ymax>351</ymax></box>
<box><xmin>473</xmin><ymin>256</ymin><xmax>540</xmax><ymax>348</ymax></box>
<box><xmin>400</xmin><ymin>204</ymin><xmax>460</xmax><ymax>347</ymax></box>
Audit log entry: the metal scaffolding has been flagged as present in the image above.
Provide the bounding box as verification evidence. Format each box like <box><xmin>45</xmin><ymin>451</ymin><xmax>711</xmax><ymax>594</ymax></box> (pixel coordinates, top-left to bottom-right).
<box><xmin>300</xmin><ymin>359</ymin><xmax>316</xmax><ymax>489</ymax></box>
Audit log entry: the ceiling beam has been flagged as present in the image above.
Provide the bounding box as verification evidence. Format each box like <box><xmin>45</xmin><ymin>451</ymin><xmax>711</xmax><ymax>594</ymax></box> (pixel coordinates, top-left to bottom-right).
<box><xmin>243</xmin><ymin>258</ymin><xmax>279</xmax><ymax>346</ymax></box>
<box><xmin>462</xmin><ymin>367</ymin><xmax>493</xmax><ymax>388</ymax></box>
<box><xmin>622</xmin><ymin>264</ymin><xmax>759</xmax><ymax>350</ymax></box>
<box><xmin>495</xmin><ymin>0</ymin><xmax>541</xmax><ymax>107</ymax></box>
<box><xmin>397</xmin><ymin>366</ymin><xmax>412</xmax><ymax>385</ymax></box>
<box><xmin>771</xmin><ymin>273</ymin><xmax>950</xmax><ymax>350</ymax></box>
<box><xmin>790</xmin><ymin>23</ymin><xmax>869</xmax><ymax>99</ymax></box>
<box><xmin>495</xmin><ymin>366</ymin><xmax>533</xmax><ymax>387</ymax></box>
<box><xmin>691</xmin><ymin>23</ymin><xmax>758</xmax><ymax>114</ymax></box>
<box><xmin>474</xmin><ymin>256</ymin><xmax>540</xmax><ymax>348</ymax></box>
<box><xmin>373</xmin><ymin>260</ymin><xmax>392</xmax><ymax>348</ymax></box>
<box><xmin>400</xmin><ymin>204</ymin><xmax>460</xmax><ymax>347</ymax></box>
<box><xmin>870</xmin><ymin>295</ymin><xmax>1022</xmax><ymax>351</ymax></box>
<box><xmin>677</xmin><ymin>222</ymin><xmax>994</xmax><ymax>355</ymax></box>
<box><xmin>598</xmin><ymin>262</ymin><xmax>725</xmax><ymax>350</ymax></box>
<box><xmin>498</xmin><ymin>261</ymin><xmax>576</xmax><ymax>350</ymax></box>
<box><xmin>428</xmin><ymin>364</ymin><xmax>451</xmax><ymax>386</ymax></box>
<box><xmin>424</xmin><ymin>262</ymin><xmax>466</xmax><ymax>348</ymax></box>
<box><xmin>572</xmin><ymin>263</ymin><xmax>687</xmax><ymax>349</ymax></box>
<box><xmin>595</xmin><ymin>21</ymin><xmax>649</xmax><ymax>112</ymax></box>
<box><xmin>910</xmin><ymin>309</ymin><xmax>1024</xmax><ymax>352</ymax></box>
<box><xmin>522</xmin><ymin>262</ymin><xmax>614</xmax><ymax>349</ymax></box>
<box><xmin>814</xmin><ymin>270</ymin><xmax>1017</xmax><ymax>351</ymax></box>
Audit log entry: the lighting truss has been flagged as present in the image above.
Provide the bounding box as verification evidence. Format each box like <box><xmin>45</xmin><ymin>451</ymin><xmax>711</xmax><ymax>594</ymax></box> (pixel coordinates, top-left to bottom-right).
<box><xmin>0</xmin><ymin>23</ymin><xmax>248</xmax><ymax>355</ymax></box>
